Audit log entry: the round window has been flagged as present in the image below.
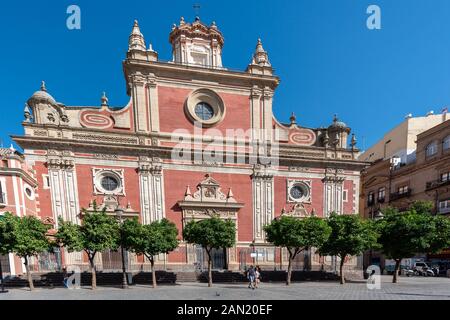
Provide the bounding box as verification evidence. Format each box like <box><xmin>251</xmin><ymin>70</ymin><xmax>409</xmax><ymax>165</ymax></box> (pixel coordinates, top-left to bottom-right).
<box><xmin>289</xmin><ymin>182</ymin><xmax>310</xmax><ymax>203</ymax></box>
<box><xmin>290</xmin><ymin>186</ymin><xmax>305</xmax><ymax>200</ymax></box>
<box><xmin>194</xmin><ymin>102</ymin><xmax>214</xmax><ymax>121</ymax></box>
<box><xmin>185</xmin><ymin>89</ymin><xmax>225</xmax><ymax>127</ymax></box>
<box><xmin>101</xmin><ymin>176</ymin><xmax>120</xmax><ymax>192</ymax></box>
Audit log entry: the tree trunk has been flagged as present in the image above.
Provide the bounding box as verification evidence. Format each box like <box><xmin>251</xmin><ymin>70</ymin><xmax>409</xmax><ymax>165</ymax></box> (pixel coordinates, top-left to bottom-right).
<box><xmin>89</xmin><ymin>255</ymin><xmax>97</xmax><ymax>290</ymax></box>
<box><xmin>0</xmin><ymin>256</ymin><xmax>5</xmax><ymax>292</ymax></box>
<box><xmin>286</xmin><ymin>254</ymin><xmax>293</xmax><ymax>286</ymax></box>
<box><xmin>151</xmin><ymin>258</ymin><xmax>157</xmax><ymax>288</ymax></box>
<box><xmin>339</xmin><ymin>256</ymin><xmax>345</xmax><ymax>285</ymax></box>
<box><xmin>393</xmin><ymin>259</ymin><xmax>401</xmax><ymax>283</ymax></box>
<box><xmin>206</xmin><ymin>249</ymin><xmax>212</xmax><ymax>287</ymax></box>
<box><xmin>24</xmin><ymin>256</ymin><xmax>34</xmax><ymax>291</ymax></box>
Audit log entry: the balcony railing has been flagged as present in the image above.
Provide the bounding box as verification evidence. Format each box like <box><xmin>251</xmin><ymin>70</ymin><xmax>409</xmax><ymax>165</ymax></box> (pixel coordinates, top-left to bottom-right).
<box><xmin>439</xmin><ymin>207</ymin><xmax>450</xmax><ymax>215</ymax></box>
<box><xmin>426</xmin><ymin>179</ymin><xmax>450</xmax><ymax>190</ymax></box>
<box><xmin>389</xmin><ymin>189</ymin><xmax>412</xmax><ymax>201</ymax></box>
<box><xmin>0</xmin><ymin>192</ymin><xmax>5</xmax><ymax>206</ymax></box>
<box><xmin>377</xmin><ymin>197</ymin><xmax>385</xmax><ymax>204</ymax></box>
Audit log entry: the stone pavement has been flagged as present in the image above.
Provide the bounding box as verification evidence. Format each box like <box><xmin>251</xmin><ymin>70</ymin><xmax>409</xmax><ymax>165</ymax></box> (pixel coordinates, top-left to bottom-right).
<box><xmin>1</xmin><ymin>276</ymin><xmax>449</xmax><ymax>300</ymax></box>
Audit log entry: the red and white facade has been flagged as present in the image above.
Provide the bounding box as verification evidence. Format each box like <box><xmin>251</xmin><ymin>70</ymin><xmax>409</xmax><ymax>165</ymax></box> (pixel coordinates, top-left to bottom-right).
<box><xmin>0</xmin><ymin>147</ymin><xmax>39</xmax><ymax>275</ymax></box>
<box><xmin>8</xmin><ymin>18</ymin><xmax>367</xmax><ymax>273</ymax></box>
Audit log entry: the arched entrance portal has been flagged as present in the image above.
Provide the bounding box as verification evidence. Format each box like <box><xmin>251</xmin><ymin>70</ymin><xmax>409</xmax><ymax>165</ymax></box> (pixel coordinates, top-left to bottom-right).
<box><xmin>178</xmin><ymin>174</ymin><xmax>244</xmax><ymax>271</ymax></box>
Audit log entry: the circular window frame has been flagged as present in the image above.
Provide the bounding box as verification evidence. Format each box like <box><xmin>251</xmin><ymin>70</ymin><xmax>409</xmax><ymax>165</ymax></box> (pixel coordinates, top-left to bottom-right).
<box><xmin>23</xmin><ymin>184</ymin><xmax>35</xmax><ymax>200</ymax></box>
<box><xmin>94</xmin><ymin>171</ymin><xmax>123</xmax><ymax>194</ymax></box>
<box><xmin>288</xmin><ymin>181</ymin><xmax>311</xmax><ymax>203</ymax></box>
<box><xmin>185</xmin><ymin>89</ymin><xmax>225</xmax><ymax>127</ymax></box>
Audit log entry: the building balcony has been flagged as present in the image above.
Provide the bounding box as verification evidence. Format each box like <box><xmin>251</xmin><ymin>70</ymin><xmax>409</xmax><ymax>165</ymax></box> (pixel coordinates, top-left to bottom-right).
<box><xmin>389</xmin><ymin>190</ymin><xmax>412</xmax><ymax>201</ymax></box>
<box><xmin>426</xmin><ymin>179</ymin><xmax>450</xmax><ymax>191</ymax></box>
<box><xmin>377</xmin><ymin>197</ymin><xmax>385</xmax><ymax>204</ymax></box>
<box><xmin>439</xmin><ymin>207</ymin><xmax>450</xmax><ymax>215</ymax></box>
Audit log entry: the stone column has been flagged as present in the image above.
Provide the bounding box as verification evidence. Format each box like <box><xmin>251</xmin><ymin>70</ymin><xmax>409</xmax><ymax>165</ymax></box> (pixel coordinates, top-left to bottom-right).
<box><xmin>138</xmin><ymin>158</ymin><xmax>165</xmax><ymax>225</ymax></box>
<box><xmin>250</xmin><ymin>86</ymin><xmax>262</xmax><ymax>140</ymax></box>
<box><xmin>146</xmin><ymin>75</ymin><xmax>160</xmax><ymax>133</ymax></box>
<box><xmin>322</xmin><ymin>168</ymin><xmax>345</xmax><ymax>216</ymax></box>
<box><xmin>61</xmin><ymin>161</ymin><xmax>80</xmax><ymax>224</ymax></box>
<box><xmin>252</xmin><ymin>165</ymin><xmax>274</xmax><ymax>243</ymax></box>
<box><xmin>47</xmin><ymin>154</ymin><xmax>80</xmax><ymax>226</ymax></box>
<box><xmin>130</xmin><ymin>74</ymin><xmax>149</xmax><ymax>133</ymax></box>
<box><xmin>262</xmin><ymin>88</ymin><xmax>274</xmax><ymax>141</ymax></box>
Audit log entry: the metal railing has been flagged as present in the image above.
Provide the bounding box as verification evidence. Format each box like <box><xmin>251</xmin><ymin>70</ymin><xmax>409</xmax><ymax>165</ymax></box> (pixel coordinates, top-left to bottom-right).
<box><xmin>426</xmin><ymin>179</ymin><xmax>450</xmax><ymax>190</ymax></box>
<box><xmin>389</xmin><ymin>189</ymin><xmax>412</xmax><ymax>201</ymax></box>
<box><xmin>439</xmin><ymin>206</ymin><xmax>450</xmax><ymax>214</ymax></box>
<box><xmin>28</xmin><ymin>250</ymin><xmax>62</xmax><ymax>272</ymax></box>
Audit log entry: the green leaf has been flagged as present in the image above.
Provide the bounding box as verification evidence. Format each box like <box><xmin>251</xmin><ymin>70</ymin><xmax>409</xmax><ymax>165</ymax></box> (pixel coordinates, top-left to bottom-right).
<box><xmin>183</xmin><ymin>217</ymin><xmax>236</xmax><ymax>251</ymax></box>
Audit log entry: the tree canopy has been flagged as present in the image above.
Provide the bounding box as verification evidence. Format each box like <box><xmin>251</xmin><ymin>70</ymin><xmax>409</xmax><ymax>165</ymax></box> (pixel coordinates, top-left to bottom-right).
<box><xmin>0</xmin><ymin>212</ymin><xmax>50</xmax><ymax>290</ymax></box>
<box><xmin>183</xmin><ymin>217</ymin><xmax>235</xmax><ymax>251</ymax></box>
<box><xmin>264</xmin><ymin>215</ymin><xmax>331</xmax><ymax>285</ymax></box>
<box><xmin>377</xmin><ymin>202</ymin><xmax>450</xmax><ymax>283</ymax></box>
<box><xmin>122</xmin><ymin>218</ymin><xmax>178</xmax><ymax>287</ymax></box>
<box><xmin>183</xmin><ymin>217</ymin><xmax>236</xmax><ymax>287</ymax></box>
<box><xmin>319</xmin><ymin>213</ymin><xmax>378</xmax><ymax>284</ymax></box>
<box><xmin>56</xmin><ymin>205</ymin><xmax>120</xmax><ymax>289</ymax></box>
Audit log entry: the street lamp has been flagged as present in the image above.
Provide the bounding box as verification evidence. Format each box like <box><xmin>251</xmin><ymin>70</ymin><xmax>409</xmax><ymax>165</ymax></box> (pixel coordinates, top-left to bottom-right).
<box><xmin>383</xmin><ymin>139</ymin><xmax>392</xmax><ymax>159</ymax></box>
<box><xmin>114</xmin><ymin>205</ymin><xmax>129</xmax><ymax>289</ymax></box>
<box><xmin>0</xmin><ymin>214</ymin><xmax>8</xmax><ymax>294</ymax></box>
<box><xmin>250</xmin><ymin>240</ymin><xmax>256</xmax><ymax>266</ymax></box>
<box><xmin>368</xmin><ymin>209</ymin><xmax>384</xmax><ymax>272</ymax></box>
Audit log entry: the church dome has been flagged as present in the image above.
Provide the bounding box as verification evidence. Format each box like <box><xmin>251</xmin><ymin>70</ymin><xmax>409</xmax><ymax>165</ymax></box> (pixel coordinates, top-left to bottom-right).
<box><xmin>28</xmin><ymin>81</ymin><xmax>56</xmax><ymax>105</ymax></box>
<box><xmin>328</xmin><ymin>115</ymin><xmax>348</xmax><ymax>130</ymax></box>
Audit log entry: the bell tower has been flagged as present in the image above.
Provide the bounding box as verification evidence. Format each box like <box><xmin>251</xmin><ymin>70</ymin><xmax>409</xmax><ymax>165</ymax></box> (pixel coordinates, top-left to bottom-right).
<box><xmin>169</xmin><ymin>17</ymin><xmax>224</xmax><ymax>68</ymax></box>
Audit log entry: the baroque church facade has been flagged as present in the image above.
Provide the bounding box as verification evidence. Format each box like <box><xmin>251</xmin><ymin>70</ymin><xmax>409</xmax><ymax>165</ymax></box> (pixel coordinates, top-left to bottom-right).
<box><xmin>7</xmin><ymin>17</ymin><xmax>367</xmax><ymax>273</ymax></box>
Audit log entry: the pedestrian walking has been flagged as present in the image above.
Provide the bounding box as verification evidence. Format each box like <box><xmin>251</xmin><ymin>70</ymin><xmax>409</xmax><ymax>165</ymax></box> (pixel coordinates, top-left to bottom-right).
<box><xmin>255</xmin><ymin>266</ymin><xmax>261</xmax><ymax>288</ymax></box>
<box><xmin>62</xmin><ymin>265</ymin><xmax>69</xmax><ymax>288</ymax></box>
<box><xmin>247</xmin><ymin>265</ymin><xmax>256</xmax><ymax>290</ymax></box>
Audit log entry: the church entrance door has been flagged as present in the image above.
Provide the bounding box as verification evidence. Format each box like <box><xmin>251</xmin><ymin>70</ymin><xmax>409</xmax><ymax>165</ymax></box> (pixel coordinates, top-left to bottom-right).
<box><xmin>195</xmin><ymin>245</ymin><xmax>227</xmax><ymax>271</ymax></box>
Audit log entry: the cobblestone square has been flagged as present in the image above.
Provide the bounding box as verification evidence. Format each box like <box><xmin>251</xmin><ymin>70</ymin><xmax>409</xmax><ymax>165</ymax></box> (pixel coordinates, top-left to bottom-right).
<box><xmin>1</xmin><ymin>276</ymin><xmax>449</xmax><ymax>300</ymax></box>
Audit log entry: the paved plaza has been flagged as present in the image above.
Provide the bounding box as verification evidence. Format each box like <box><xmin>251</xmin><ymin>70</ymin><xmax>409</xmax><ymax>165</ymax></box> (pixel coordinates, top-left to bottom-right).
<box><xmin>0</xmin><ymin>276</ymin><xmax>449</xmax><ymax>300</ymax></box>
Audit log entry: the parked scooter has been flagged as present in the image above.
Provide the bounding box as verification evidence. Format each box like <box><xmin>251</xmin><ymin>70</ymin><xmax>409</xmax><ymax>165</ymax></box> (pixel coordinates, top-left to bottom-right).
<box><xmin>405</xmin><ymin>268</ymin><xmax>420</xmax><ymax>277</ymax></box>
<box><xmin>422</xmin><ymin>267</ymin><xmax>435</xmax><ymax>277</ymax></box>
<box><xmin>404</xmin><ymin>266</ymin><xmax>434</xmax><ymax>277</ymax></box>
<box><xmin>431</xmin><ymin>266</ymin><xmax>440</xmax><ymax>277</ymax></box>
<box><xmin>405</xmin><ymin>268</ymin><xmax>414</xmax><ymax>277</ymax></box>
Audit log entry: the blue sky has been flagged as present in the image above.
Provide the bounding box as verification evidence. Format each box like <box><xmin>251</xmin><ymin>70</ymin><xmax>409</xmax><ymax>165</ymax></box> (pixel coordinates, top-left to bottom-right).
<box><xmin>1</xmin><ymin>0</ymin><xmax>450</xmax><ymax>150</ymax></box>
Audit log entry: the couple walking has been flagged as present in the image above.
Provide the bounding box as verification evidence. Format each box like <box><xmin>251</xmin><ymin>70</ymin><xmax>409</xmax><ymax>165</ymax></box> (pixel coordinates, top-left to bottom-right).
<box><xmin>246</xmin><ymin>265</ymin><xmax>261</xmax><ymax>290</ymax></box>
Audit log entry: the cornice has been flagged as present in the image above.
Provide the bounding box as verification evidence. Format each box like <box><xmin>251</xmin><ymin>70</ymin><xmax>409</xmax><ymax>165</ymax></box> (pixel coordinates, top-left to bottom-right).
<box><xmin>12</xmin><ymin>134</ymin><xmax>368</xmax><ymax>172</ymax></box>
<box><xmin>0</xmin><ymin>167</ymin><xmax>37</xmax><ymax>187</ymax></box>
<box><xmin>123</xmin><ymin>59</ymin><xmax>280</xmax><ymax>90</ymax></box>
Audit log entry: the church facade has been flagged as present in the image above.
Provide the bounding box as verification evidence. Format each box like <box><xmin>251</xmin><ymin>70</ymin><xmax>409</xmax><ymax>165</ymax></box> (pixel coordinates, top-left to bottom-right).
<box><xmin>9</xmin><ymin>17</ymin><xmax>367</xmax><ymax>273</ymax></box>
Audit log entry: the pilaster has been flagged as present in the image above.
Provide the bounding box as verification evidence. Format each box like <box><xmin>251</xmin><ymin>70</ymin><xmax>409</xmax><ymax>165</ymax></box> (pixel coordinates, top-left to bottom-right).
<box><xmin>251</xmin><ymin>165</ymin><xmax>274</xmax><ymax>243</ymax></box>
<box><xmin>138</xmin><ymin>158</ymin><xmax>165</xmax><ymax>224</ymax></box>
